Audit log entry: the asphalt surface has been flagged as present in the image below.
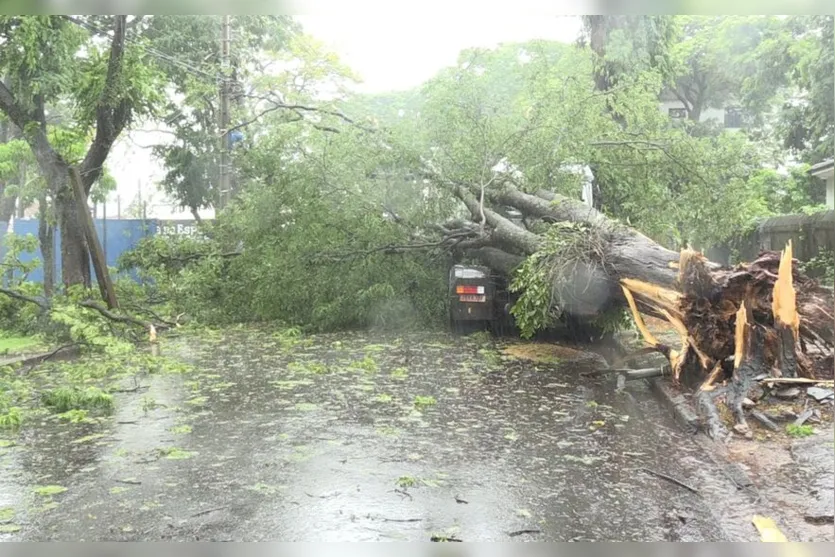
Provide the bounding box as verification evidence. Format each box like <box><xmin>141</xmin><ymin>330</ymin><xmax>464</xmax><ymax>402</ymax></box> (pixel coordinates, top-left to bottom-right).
<box><xmin>0</xmin><ymin>329</ymin><xmax>798</xmax><ymax>541</ymax></box>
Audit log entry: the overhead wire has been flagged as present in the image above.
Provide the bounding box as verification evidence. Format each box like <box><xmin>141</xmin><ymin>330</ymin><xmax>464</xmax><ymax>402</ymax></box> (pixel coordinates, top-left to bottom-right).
<box><xmin>61</xmin><ymin>15</ymin><xmax>223</xmax><ymax>83</ymax></box>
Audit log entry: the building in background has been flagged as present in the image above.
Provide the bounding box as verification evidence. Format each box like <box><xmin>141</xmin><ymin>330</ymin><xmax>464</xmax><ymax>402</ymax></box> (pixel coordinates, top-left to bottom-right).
<box><xmin>658</xmin><ymin>88</ymin><xmax>745</xmax><ymax>130</ymax></box>
<box><xmin>809</xmin><ymin>159</ymin><xmax>835</xmax><ymax>210</ymax></box>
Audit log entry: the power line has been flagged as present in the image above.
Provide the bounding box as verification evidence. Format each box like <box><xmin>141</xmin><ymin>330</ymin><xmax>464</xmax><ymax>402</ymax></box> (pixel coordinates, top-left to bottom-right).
<box><xmin>62</xmin><ymin>15</ymin><xmax>223</xmax><ymax>83</ymax></box>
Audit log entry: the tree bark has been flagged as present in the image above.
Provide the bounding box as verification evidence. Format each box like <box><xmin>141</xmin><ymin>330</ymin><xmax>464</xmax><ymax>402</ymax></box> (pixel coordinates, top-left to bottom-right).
<box><xmin>55</xmin><ymin>170</ymin><xmax>92</xmax><ymax>289</ymax></box>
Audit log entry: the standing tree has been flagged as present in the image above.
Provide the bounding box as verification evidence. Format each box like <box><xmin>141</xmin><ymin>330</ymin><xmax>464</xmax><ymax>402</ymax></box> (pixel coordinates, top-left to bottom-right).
<box><xmin>776</xmin><ymin>15</ymin><xmax>834</xmax><ymax>165</ymax></box>
<box><xmin>0</xmin><ymin>15</ymin><xmax>163</xmax><ymax>288</ymax></box>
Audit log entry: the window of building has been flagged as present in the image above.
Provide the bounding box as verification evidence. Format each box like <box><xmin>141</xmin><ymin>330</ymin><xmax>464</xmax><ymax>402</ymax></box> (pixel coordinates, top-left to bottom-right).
<box><xmin>668</xmin><ymin>108</ymin><xmax>687</xmax><ymax>119</ymax></box>
<box><xmin>724</xmin><ymin>107</ymin><xmax>744</xmax><ymax>128</ymax></box>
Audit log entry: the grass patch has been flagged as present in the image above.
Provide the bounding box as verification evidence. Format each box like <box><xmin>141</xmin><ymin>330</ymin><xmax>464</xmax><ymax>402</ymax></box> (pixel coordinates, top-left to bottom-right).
<box><xmin>72</xmin><ymin>433</ymin><xmax>107</xmax><ymax>444</ymax></box>
<box><xmin>395</xmin><ymin>475</ymin><xmax>443</xmax><ymax>488</ymax></box>
<box><xmin>396</xmin><ymin>476</ymin><xmax>418</xmax><ymax>488</ymax></box>
<box><xmin>185</xmin><ymin>395</ymin><xmax>208</xmax><ymax>406</ymax></box>
<box><xmin>272</xmin><ymin>327</ymin><xmax>311</xmax><ymax>352</ymax></box>
<box><xmin>0</xmin><ymin>334</ymin><xmax>44</xmax><ymax>355</ymax></box>
<box><xmin>41</xmin><ymin>387</ymin><xmax>114</xmax><ymax>415</ymax></box>
<box><xmin>786</xmin><ymin>424</ymin><xmax>815</xmax><ymax>438</ymax></box>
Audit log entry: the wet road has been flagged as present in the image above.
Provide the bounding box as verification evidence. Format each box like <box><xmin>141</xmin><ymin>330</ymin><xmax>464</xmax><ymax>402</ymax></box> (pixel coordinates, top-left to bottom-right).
<box><xmin>1</xmin><ymin>329</ymin><xmax>786</xmax><ymax>541</ymax></box>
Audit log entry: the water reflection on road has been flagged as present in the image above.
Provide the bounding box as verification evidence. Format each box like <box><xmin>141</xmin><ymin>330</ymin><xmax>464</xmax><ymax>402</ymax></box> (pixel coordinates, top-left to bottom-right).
<box><xmin>1</xmin><ymin>329</ymin><xmax>778</xmax><ymax>541</ymax></box>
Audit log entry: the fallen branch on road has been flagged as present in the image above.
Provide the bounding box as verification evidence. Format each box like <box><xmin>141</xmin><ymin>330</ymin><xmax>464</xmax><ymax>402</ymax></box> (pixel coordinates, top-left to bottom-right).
<box><xmin>639</xmin><ymin>467</ymin><xmax>699</xmax><ymax>494</ymax></box>
<box><xmin>508</xmin><ymin>529</ymin><xmax>542</xmax><ymax>537</ymax></box>
<box><xmin>190</xmin><ymin>506</ymin><xmax>228</xmax><ymax>518</ymax></box>
<box><xmin>79</xmin><ymin>300</ymin><xmax>166</xmax><ymax>332</ymax></box>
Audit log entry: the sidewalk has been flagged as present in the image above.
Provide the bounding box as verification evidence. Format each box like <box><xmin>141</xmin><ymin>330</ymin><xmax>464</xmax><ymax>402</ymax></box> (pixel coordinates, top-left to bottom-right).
<box><xmin>727</xmin><ymin>428</ymin><xmax>834</xmax><ymax>541</ymax></box>
<box><xmin>0</xmin><ymin>345</ymin><xmax>80</xmax><ymax>369</ymax></box>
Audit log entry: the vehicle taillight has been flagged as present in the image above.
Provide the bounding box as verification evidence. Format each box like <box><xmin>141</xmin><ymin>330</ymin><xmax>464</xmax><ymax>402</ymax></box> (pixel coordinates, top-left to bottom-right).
<box><xmin>456</xmin><ymin>285</ymin><xmax>484</xmax><ymax>295</ymax></box>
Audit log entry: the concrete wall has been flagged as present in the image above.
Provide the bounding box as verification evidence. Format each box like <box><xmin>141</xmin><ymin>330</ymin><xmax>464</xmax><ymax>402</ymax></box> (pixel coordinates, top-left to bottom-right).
<box><xmin>708</xmin><ymin>211</ymin><xmax>835</xmax><ymax>270</ymax></box>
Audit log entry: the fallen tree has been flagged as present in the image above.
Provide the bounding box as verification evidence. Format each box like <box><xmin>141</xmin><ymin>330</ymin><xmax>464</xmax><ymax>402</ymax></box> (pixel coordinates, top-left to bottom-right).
<box><xmin>431</xmin><ymin>179</ymin><xmax>834</xmax><ymax>437</ymax></box>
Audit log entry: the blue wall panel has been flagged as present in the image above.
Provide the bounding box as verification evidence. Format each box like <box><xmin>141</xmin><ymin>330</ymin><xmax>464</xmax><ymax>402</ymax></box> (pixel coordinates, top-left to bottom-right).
<box><xmin>0</xmin><ymin>219</ymin><xmax>157</xmax><ymax>285</ymax></box>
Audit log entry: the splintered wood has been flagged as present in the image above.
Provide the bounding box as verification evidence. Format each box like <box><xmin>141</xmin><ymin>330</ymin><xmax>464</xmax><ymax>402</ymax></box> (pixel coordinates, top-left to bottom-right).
<box><xmin>620</xmin><ymin>277</ymin><xmax>683</xmax><ymax>318</ymax></box>
<box><xmin>699</xmin><ymin>361</ymin><xmax>724</xmax><ymax>392</ymax></box>
<box><xmin>620</xmin><ymin>284</ymin><xmax>662</xmax><ymax>349</ymax></box>
<box><xmin>734</xmin><ymin>301</ymin><xmax>749</xmax><ymax>371</ymax></box>
<box><xmin>771</xmin><ymin>241</ymin><xmax>800</xmax><ymax>339</ymax></box>
<box><xmin>771</xmin><ymin>242</ymin><xmax>801</xmax><ymax>378</ymax></box>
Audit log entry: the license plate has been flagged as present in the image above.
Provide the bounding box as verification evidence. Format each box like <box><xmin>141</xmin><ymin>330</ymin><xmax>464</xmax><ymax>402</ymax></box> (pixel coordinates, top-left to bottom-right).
<box><xmin>459</xmin><ymin>295</ymin><xmax>486</xmax><ymax>303</ymax></box>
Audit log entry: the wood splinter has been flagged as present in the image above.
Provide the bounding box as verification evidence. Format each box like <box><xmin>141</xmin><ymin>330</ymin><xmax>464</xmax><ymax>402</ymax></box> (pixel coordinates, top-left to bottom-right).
<box><xmin>771</xmin><ymin>241</ymin><xmax>800</xmax><ymax>378</ymax></box>
<box><xmin>699</xmin><ymin>361</ymin><xmax>725</xmax><ymax>392</ymax></box>
<box><xmin>729</xmin><ymin>300</ymin><xmax>764</xmax><ymax>438</ymax></box>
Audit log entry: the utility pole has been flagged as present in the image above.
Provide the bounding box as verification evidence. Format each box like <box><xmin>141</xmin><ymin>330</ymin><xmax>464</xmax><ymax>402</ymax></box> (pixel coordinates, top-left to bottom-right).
<box><xmin>218</xmin><ymin>14</ymin><xmax>232</xmax><ymax>211</ymax></box>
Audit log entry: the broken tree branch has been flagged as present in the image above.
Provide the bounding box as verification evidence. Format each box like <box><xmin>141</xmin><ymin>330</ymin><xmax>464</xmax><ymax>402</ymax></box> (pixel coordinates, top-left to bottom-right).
<box><xmin>0</xmin><ymin>287</ymin><xmax>50</xmax><ymax>310</ymax></box>
<box><xmin>78</xmin><ymin>300</ymin><xmax>166</xmax><ymax>332</ymax></box>
<box><xmin>639</xmin><ymin>467</ymin><xmax>699</xmax><ymax>494</ymax></box>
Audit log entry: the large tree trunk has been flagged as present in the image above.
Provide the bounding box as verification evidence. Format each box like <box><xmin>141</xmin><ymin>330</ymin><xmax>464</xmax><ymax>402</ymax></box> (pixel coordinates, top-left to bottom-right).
<box><xmin>56</xmin><ymin>184</ymin><xmax>91</xmax><ymax>289</ymax></box>
<box><xmin>447</xmin><ymin>182</ymin><xmax>834</xmax><ymax>437</ymax></box>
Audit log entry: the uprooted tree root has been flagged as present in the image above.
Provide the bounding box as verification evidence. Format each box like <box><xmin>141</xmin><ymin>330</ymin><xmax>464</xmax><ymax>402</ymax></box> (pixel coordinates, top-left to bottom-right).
<box><xmin>619</xmin><ymin>242</ymin><xmax>834</xmax><ymax>439</ymax></box>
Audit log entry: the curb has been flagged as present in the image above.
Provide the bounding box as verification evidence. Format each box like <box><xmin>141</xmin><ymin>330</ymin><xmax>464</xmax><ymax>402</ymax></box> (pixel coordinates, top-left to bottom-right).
<box><xmin>648</xmin><ymin>377</ymin><xmax>700</xmax><ymax>434</ymax></box>
<box><xmin>646</xmin><ymin>376</ymin><xmax>756</xmax><ymax>491</ymax></box>
<box><xmin>0</xmin><ymin>345</ymin><xmax>81</xmax><ymax>370</ymax></box>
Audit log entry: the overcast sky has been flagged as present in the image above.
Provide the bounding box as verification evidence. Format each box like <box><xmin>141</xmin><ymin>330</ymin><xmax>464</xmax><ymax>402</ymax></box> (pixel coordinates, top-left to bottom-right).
<box><xmin>297</xmin><ymin>15</ymin><xmax>582</xmax><ymax>93</ymax></box>
<box><xmin>104</xmin><ymin>15</ymin><xmax>583</xmax><ymax>219</ymax></box>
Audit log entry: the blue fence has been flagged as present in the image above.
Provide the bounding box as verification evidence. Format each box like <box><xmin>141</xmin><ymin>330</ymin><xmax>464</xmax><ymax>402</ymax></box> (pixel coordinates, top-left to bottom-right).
<box><xmin>0</xmin><ymin>218</ymin><xmax>157</xmax><ymax>284</ymax></box>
